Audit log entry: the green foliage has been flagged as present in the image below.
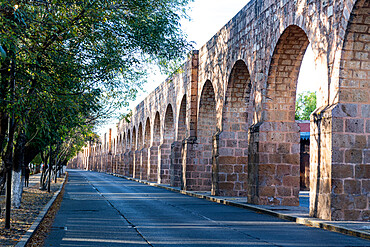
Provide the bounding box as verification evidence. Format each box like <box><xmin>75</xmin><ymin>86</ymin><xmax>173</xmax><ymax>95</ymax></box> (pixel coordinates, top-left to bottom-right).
<box><xmin>295</xmin><ymin>91</ymin><xmax>317</xmax><ymax>120</ymax></box>
<box><xmin>0</xmin><ymin>0</ymin><xmax>193</xmax><ymax>166</ymax></box>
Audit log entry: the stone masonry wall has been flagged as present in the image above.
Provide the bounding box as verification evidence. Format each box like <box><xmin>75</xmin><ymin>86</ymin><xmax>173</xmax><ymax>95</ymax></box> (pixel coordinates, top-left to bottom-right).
<box><xmin>73</xmin><ymin>0</ymin><xmax>369</xmax><ymax>221</ymax></box>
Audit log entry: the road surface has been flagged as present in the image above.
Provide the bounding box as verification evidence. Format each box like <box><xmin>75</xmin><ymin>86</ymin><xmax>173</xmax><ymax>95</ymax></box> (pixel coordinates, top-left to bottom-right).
<box><xmin>44</xmin><ymin>170</ymin><xmax>370</xmax><ymax>246</ymax></box>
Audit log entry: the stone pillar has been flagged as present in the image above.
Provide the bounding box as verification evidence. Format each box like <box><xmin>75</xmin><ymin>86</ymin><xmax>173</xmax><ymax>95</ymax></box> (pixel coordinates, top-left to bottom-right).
<box><xmin>170</xmin><ymin>141</ymin><xmax>183</xmax><ymax>187</ymax></box>
<box><xmin>140</xmin><ymin>148</ymin><xmax>148</xmax><ymax>180</ymax></box>
<box><xmin>122</xmin><ymin>152</ymin><xmax>128</xmax><ymax>176</ymax></box>
<box><xmin>247</xmin><ymin>122</ymin><xmax>300</xmax><ymax>206</ymax></box>
<box><xmin>148</xmin><ymin>146</ymin><xmax>159</xmax><ymax>182</ymax></box>
<box><xmin>217</xmin><ymin>131</ymin><xmax>249</xmax><ymax>197</ymax></box>
<box><xmin>117</xmin><ymin>154</ymin><xmax>123</xmax><ymax>175</ymax></box>
<box><xmin>128</xmin><ymin>151</ymin><xmax>133</xmax><ymax>177</ymax></box>
<box><xmin>159</xmin><ymin>143</ymin><xmax>171</xmax><ymax>184</ymax></box>
<box><xmin>106</xmin><ymin>154</ymin><xmax>112</xmax><ymax>173</ymax></box>
<box><xmin>182</xmin><ymin>138</ymin><xmax>201</xmax><ymax>191</ymax></box>
<box><xmin>310</xmin><ymin>104</ymin><xmax>369</xmax><ymax>221</ymax></box>
<box><xmin>134</xmin><ymin>150</ymin><xmax>141</xmax><ymax>179</ymax></box>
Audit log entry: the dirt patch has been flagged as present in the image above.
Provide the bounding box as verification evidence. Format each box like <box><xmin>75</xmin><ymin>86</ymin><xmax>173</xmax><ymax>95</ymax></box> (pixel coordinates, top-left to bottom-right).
<box><xmin>0</xmin><ymin>176</ymin><xmax>65</xmax><ymax>247</ymax></box>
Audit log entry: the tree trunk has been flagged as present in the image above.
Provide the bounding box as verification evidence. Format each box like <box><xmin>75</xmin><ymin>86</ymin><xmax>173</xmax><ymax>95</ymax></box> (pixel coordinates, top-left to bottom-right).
<box><xmin>11</xmin><ymin>170</ymin><xmax>23</xmax><ymax>208</ymax></box>
<box><xmin>40</xmin><ymin>150</ymin><xmax>48</xmax><ymax>190</ymax></box>
<box><xmin>47</xmin><ymin>146</ymin><xmax>52</xmax><ymax>192</ymax></box>
<box><xmin>11</xmin><ymin>132</ymin><xmax>26</xmax><ymax>208</ymax></box>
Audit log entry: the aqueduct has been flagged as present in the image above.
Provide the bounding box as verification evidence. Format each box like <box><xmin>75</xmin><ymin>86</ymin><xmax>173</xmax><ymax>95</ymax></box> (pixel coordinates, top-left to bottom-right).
<box><xmin>73</xmin><ymin>0</ymin><xmax>369</xmax><ymax>221</ymax></box>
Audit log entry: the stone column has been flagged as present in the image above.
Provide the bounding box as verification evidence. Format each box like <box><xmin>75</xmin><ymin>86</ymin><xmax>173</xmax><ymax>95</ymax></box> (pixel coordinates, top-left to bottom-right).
<box><xmin>170</xmin><ymin>141</ymin><xmax>183</xmax><ymax>187</ymax></box>
<box><xmin>140</xmin><ymin>148</ymin><xmax>148</xmax><ymax>180</ymax></box>
<box><xmin>182</xmin><ymin>137</ymin><xmax>200</xmax><ymax>191</ymax></box>
<box><xmin>128</xmin><ymin>151</ymin><xmax>133</xmax><ymax>177</ymax></box>
<box><xmin>310</xmin><ymin>104</ymin><xmax>369</xmax><ymax>221</ymax></box>
<box><xmin>134</xmin><ymin>150</ymin><xmax>141</xmax><ymax>179</ymax></box>
<box><xmin>106</xmin><ymin>154</ymin><xmax>112</xmax><ymax>173</ymax></box>
<box><xmin>148</xmin><ymin>146</ymin><xmax>159</xmax><ymax>182</ymax></box>
<box><xmin>215</xmin><ymin>130</ymin><xmax>249</xmax><ymax>197</ymax></box>
<box><xmin>247</xmin><ymin>122</ymin><xmax>300</xmax><ymax>206</ymax></box>
<box><xmin>158</xmin><ymin>143</ymin><xmax>171</xmax><ymax>184</ymax></box>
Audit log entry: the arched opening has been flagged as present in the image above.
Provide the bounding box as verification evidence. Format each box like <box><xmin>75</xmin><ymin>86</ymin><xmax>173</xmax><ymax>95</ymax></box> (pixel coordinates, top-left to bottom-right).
<box><xmin>118</xmin><ymin>135</ymin><xmax>122</xmax><ymax>154</ymax></box>
<box><xmin>294</xmin><ymin>43</ymin><xmax>319</xmax><ymax>197</ymax></box>
<box><xmin>144</xmin><ymin>118</ymin><xmax>151</xmax><ymax>148</ymax></box>
<box><xmin>123</xmin><ymin>132</ymin><xmax>126</xmax><ymax>153</ymax></box>
<box><xmin>153</xmin><ymin>112</ymin><xmax>161</xmax><ymax>146</ymax></box>
<box><xmin>131</xmin><ymin>127</ymin><xmax>137</xmax><ymax>177</ymax></box>
<box><xmin>132</xmin><ymin>127</ymin><xmax>137</xmax><ymax>151</ymax></box>
<box><xmin>170</xmin><ymin>95</ymin><xmax>187</xmax><ymax>187</ymax></box>
<box><xmin>197</xmin><ymin>80</ymin><xmax>217</xmax><ymax>191</ymax></box>
<box><xmin>127</xmin><ymin>129</ymin><xmax>133</xmax><ymax>176</ymax></box>
<box><xmin>141</xmin><ymin>118</ymin><xmax>151</xmax><ymax>180</ymax></box>
<box><xmin>252</xmin><ymin>25</ymin><xmax>310</xmax><ymax>206</ymax></box>
<box><xmin>177</xmin><ymin>95</ymin><xmax>187</xmax><ymax>141</ymax></box>
<box><xmin>137</xmin><ymin>123</ymin><xmax>143</xmax><ymax>150</ymax></box>
<box><xmin>219</xmin><ymin>60</ymin><xmax>252</xmax><ymax>197</ymax></box>
<box><xmin>127</xmin><ymin>130</ymin><xmax>131</xmax><ymax>152</ymax></box>
<box><xmin>159</xmin><ymin>105</ymin><xmax>175</xmax><ymax>184</ymax></box>
<box><xmin>135</xmin><ymin>123</ymin><xmax>143</xmax><ymax>178</ymax></box>
<box><xmin>149</xmin><ymin>112</ymin><xmax>161</xmax><ymax>182</ymax></box>
<box><xmin>164</xmin><ymin>105</ymin><xmax>175</xmax><ymax>142</ymax></box>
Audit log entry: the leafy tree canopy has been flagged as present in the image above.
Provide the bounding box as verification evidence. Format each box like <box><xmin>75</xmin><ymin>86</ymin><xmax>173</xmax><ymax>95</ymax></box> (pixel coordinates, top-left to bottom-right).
<box><xmin>295</xmin><ymin>91</ymin><xmax>317</xmax><ymax>120</ymax></box>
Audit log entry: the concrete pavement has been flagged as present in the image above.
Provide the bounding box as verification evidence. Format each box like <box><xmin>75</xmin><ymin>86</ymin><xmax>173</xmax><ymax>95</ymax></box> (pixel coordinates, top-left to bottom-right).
<box><xmin>44</xmin><ymin>170</ymin><xmax>370</xmax><ymax>246</ymax></box>
<box><xmin>118</xmin><ymin>174</ymin><xmax>370</xmax><ymax>240</ymax></box>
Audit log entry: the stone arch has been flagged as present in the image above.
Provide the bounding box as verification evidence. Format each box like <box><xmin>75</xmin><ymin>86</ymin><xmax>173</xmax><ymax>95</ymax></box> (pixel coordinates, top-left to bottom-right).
<box><xmin>122</xmin><ymin>132</ymin><xmax>126</xmax><ymax>153</ymax></box>
<box><xmin>140</xmin><ymin>117</ymin><xmax>151</xmax><ymax>180</ymax></box>
<box><xmin>169</xmin><ymin>95</ymin><xmax>187</xmax><ymax>187</ymax></box>
<box><xmin>159</xmin><ymin>104</ymin><xmax>175</xmax><ymax>184</ymax></box>
<box><xmin>144</xmin><ymin>118</ymin><xmax>151</xmax><ymax>148</ymax></box>
<box><xmin>132</xmin><ymin>127</ymin><xmax>136</xmax><ymax>151</ymax></box>
<box><xmin>177</xmin><ymin>95</ymin><xmax>187</xmax><ymax>141</ymax></box>
<box><xmin>153</xmin><ymin>112</ymin><xmax>161</xmax><ymax>146</ymax></box>
<box><xmin>196</xmin><ymin>80</ymin><xmax>217</xmax><ymax>191</ymax></box>
<box><xmin>310</xmin><ymin>0</ymin><xmax>369</xmax><ymax>221</ymax></box>
<box><xmin>135</xmin><ymin>123</ymin><xmax>144</xmax><ymax>178</ymax></box>
<box><xmin>217</xmin><ymin>60</ymin><xmax>252</xmax><ymax>196</ymax></box>
<box><xmin>131</xmin><ymin>126</ymin><xmax>137</xmax><ymax>177</ymax></box>
<box><xmin>137</xmin><ymin>123</ymin><xmax>144</xmax><ymax>150</ymax></box>
<box><xmin>127</xmin><ymin>129</ymin><xmax>131</xmax><ymax>151</ymax></box>
<box><xmin>265</xmin><ymin>25</ymin><xmax>309</xmax><ymax>122</ymax></box>
<box><xmin>164</xmin><ymin>104</ymin><xmax>175</xmax><ymax>143</ymax></box>
<box><xmin>127</xmin><ymin>129</ymin><xmax>133</xmax><ymax>177</ymax></box>
<box><xmin>149</xmin><ymin>112</ymin><xmax>161</xmax><ymax>182</ymax></box>
<box><xmin>249</xmin><ymin>25</ymin><xmax>310</xmax><ymax>206</ymax></box>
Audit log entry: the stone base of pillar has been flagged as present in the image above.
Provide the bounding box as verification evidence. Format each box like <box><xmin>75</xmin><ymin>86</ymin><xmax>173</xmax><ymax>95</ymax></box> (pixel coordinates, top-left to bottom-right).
<box><xmin>159</xmin><ymin>143</ymin><xmax>170</xmax><ymax>184</ymax></box>
<box><xmin>148</xmin><ymin>146</ymin><xmax>159</xmax><ymax>182</ymax></box>
<box><xmin>181</xmin><ymin>138</ymin><xmax>211</xmax><ymax>191</ymax></box>
<box><xmin>134</xmin><ymin>150</ymin><xmax>141</xmax><ymax>179</ymax></box>
<box><xmin>140</xmin><ymin>148</ymin><xmax>148</xmax><ymax>180</ymax></box>
<box><xmin>170</xmin><ymin>141</ymin><xmax>183</xmax><ymax>187</ymax></box>
<box><xmin>128</xmin><ymin>151</ymin><xmax>134</xmax><ymax>177</ymax></box>
<box><xmin>309</xmin><ymin>103</ymin><xmax>369</xmax><ymax>221</ymax></box>
<box><xmin>247</xmin><ymin>122</ymin><xmax>300</xmax><ymax>206</ymax></box>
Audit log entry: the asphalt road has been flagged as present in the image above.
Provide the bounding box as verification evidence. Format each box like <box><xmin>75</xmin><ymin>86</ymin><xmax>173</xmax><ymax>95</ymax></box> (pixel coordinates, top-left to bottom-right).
<box><xmin>44</xmin><ymin>170</ymin><xmax>370</xmax><ymax>247</ymax></box>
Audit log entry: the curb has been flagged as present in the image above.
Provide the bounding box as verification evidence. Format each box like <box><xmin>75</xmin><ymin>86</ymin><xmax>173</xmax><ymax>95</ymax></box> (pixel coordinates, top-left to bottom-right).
<box><xmin>15</xmin><ymin>173</ymin><xmax>68</xmax><ymax>247</ymax></box>
<box><xmin>110</xmin><ymin>173</ymin><xmax>370</xmax><ymax>241</ymax></box>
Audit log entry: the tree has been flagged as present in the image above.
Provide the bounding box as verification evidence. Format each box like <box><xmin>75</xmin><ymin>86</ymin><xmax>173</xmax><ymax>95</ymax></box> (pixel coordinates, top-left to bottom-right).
<box><xmin>0</xmin><ymin>0</ymin><xmax>193</xmax><ymax>228</ymax></box>
<box><xmin>295</xmin><ymin>91</ymin><xmax>317</xmax><ymax>120</ymax></box>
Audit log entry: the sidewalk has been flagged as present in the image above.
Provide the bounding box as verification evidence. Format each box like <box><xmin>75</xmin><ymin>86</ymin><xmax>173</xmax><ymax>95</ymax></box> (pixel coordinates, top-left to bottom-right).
<box><xmin>111</xmin><ymin>173</ymin><xmax>370</xmax><ymax>241</ymax></box>
<box><xmin>28</xmin><ymin>172</ymin><xmax>42</xmax><ymax>188</ymax></box>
